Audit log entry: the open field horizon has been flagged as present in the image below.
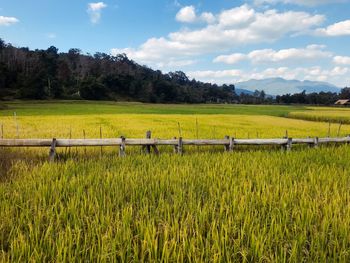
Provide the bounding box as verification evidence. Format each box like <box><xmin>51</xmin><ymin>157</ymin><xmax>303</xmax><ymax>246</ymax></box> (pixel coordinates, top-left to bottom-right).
<box><xmin>1</xmin><ymin>100</ymin><xmax>307</xmax><ymax>117</ymax></box>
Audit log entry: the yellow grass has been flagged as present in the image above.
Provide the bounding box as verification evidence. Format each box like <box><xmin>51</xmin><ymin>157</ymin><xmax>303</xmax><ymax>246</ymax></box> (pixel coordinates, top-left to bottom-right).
<box><xmin>1</xmin><ymin>103</ymin><xmax>350</xmax><ymax>262</ymax></box>
<box><xmin>2</xmin><ymin>114</ymin><xmax>350</xmax><ymax>139</ymax></box>
<box><xmin>289</xmin><ymin>107</ymin><xmax>350</xmax><ymax>124</ymax></box>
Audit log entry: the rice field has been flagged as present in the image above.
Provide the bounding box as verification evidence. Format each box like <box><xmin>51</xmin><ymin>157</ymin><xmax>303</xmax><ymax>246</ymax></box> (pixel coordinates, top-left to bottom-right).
<box><xmin>288</xmin><ymin>107</ymin><xmax>350</xmax><ymax>124</ymax></box>
<box><xmin>1</xmin><ymin>101</ymin><xmax>350</xmax><ymax>262</ymax></box>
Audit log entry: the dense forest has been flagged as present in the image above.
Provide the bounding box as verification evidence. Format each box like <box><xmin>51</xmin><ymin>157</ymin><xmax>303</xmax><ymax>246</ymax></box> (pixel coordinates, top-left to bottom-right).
<box><xmin>0</xmin><ymin>39</ymin><xmax>236</xmax><ymax>103</ymax></box>
<box><xmin>0</xmin><ymin>39</ymin><xmax>349</xmax><ymax>105</ymax></box>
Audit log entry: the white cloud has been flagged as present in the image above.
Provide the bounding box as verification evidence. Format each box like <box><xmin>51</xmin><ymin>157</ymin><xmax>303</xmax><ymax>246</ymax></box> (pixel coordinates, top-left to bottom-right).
<box><xmin>315</xmin><ymin>20</ymin><xmax>350</xmax><ymax>36</ymax></box>
<box><xmin>248</xmin><ymin>45</ymin><xmax>332</xmax><ymax>64</ymax></box>
<box><xmin>330</xmin><ymin>66</ymin><xmax>349</xmax><ymax>76</ymax></box>
<box><xmin>214</xmin><ymin>53</ymin><xmax>246</xmax><ymax>64</ymax></box>
<box><xmin>254</xmin><ymin>0</ymin><xmax>347</xmax><ymax>6</ymax></box>
<box><xmin>334</xmin><ymin>56</ymin><xmax>350</xmax><ymax>65</ymax></box>
<box><xmin>111</xmin><ymin>39</ymin><xmax>197</xmax><ymax>71</ymax></box>
<box><xmin>188</xmin><ymin>66</ymin><xmax>349</xmax><ymax>88</ymax></box>
<box><xmin>111</xmin><ymin>5</ymin><xmax>324</xmax><ymax>68</ymax></box>
<box><xmin>214</xmin><ymin>45</ymin><xmax>332</xmax><ymax>65</ymax></box>
<box><xmin>88</xmin><ymin>2</ymin><xmax>107</xmax><ymax>11</ymax></box>
<box><xmin>87</xmin><ymin>2</ymin><xmax>107</xmax><ymax>24</ymax></box>
<box><xmin>0</xmin><ymin>16</ymin><xmax>19</xmax><ymax>26</ymax></box>
<box><xmin>200</xmin><ymin>12</ymin><xmax>216</xmax><ymax>24</ymax></box>
<box><xmin>188</xmin><ymin>69</ymin><xmax>242</xmax><ymax>79</ymax></box>
<box><xmin>176</xmin><ymin>6</ymin><xmax>216</xmax><ymax>24</ymax></box>
<box><xmin>218</xmin><ymin>5</ymin><xmax>255</xmax><ymax>28</ymax></box>
<box><xmin>154</xmin><ymin>59</ymin><xmax>197</xmax><ymax>69</ymax></box>
<box><xmin>167</xmin><ymin>9</ymin><xmax>324</xmax><ymax>48</ymax></box>
<box><xmin>176</xmin><ymin>6</ymin><xmax>196</xmax><ymax>23</ymax></box>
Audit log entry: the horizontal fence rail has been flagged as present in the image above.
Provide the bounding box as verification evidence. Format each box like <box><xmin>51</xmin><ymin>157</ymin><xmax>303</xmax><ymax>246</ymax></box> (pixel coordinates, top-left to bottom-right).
<box><xmin>1</xmin><ymin>132</ymin><xmax>350</xmax><ymax>162</ymax></box>
<box><xmin>1</xmin><ymin>137</ymin><xmax>350</xmax><ymax>147</ymax></box>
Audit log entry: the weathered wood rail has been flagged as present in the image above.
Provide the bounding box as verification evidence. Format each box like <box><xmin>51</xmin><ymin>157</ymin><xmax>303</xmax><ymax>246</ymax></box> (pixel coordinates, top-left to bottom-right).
<box><xmin>1</xmin><ymin>131</ymin><xmax>349</xmax><ymax>162</ymax></box>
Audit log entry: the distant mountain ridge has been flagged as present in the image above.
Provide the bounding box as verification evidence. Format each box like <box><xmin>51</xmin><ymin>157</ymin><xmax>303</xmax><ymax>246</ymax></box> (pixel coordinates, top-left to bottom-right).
<box><xmin>235</xmin><ymin>78</ymin><xmax>340</xmax><ymax>96</ymax></box>
<box><xmin>235</xmin><ymin>88</ymin><xmax>254</xmax><ymax>95</ymax></box>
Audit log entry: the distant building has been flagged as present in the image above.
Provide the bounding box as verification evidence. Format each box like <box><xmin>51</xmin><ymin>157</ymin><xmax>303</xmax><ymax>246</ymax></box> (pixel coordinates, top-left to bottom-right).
<box><xmin>335</xmin><ymin>99</ymin><xmax>350</xmax><ymax>106</ymax></box>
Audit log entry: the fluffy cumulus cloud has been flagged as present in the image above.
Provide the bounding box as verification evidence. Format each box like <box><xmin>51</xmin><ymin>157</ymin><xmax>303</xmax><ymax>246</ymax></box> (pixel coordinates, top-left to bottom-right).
<box><xmin>87</xmin><ymin>2</ymin><xmax>107</xmax><ymax>24</ymax></box>
<box><xmin>254</xmin><ymin>0</ymin><xmax>348</xmax><ymax>6</ymax></box>
<box><xmin>214</xmin><ymin>45</ymin><xmax>332</xmax><ymax>64</ymax></box>
<box><xmin>315</xmin><ymin>20</ymin><xmax>350</xmax><ymax>36</ymax></box>
<box><xmin>334</xmin><ymin>56</ymin><xmax>350</xmax><ymax>65</ymax></box>
<box><xmin>176</xmin><ymin>5</ymin><xmax>215</xmax><ymax>24</ymax></box>
<box><xmin>111</xmin><ymin>3</ymin><xmax>350</xmax><ymax>87</ymax></box>
<box><xmin>111</xmin><ymin>5</ymin><xmax>324</xmax><ymax>68</ymax></box>
<box><xmin>0</xmin><ymin>16</ymin><xmax>19</xmax><ymax>26</ymax></box>
<box><xmin>111</xmin><ymin>39</ymin><xmax>188</xmax><ymax>70</ymax></box>
<box><xmin>218</xmin><ymin>5</ymin><xmax>255</xmax><ymax>28</ymax></box>
<box><xmin>214</xmin><ymin>53</ymin><xmax>247</xmax><ymax>64</ymax></box>
<box><xmin>176</xmin><ymin>6</ymin><xmax>196</xmax><ymax>23</ymax></box>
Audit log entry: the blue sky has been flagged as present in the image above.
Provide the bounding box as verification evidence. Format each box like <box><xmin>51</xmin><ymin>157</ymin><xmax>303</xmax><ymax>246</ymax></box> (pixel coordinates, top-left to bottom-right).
<box><xmin>1</xmin><ymin>0</ymin><xmax>350</xmax><ymax>88</ymax></box>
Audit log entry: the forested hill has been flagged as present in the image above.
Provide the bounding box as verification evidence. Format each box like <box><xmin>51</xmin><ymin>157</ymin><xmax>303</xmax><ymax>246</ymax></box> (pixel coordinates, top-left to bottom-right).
<box><xmin>0</xmin><ymin>39</ymin><xmax>236</xmax><ymax>103</ymax></box>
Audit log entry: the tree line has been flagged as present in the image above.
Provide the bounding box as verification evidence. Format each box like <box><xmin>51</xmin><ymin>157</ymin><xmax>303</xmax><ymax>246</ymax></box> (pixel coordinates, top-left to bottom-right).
<box><xmin>276</xmin><ymin>89</ymin><xmax>350</xmax><ymax>105</ymax></box>
<box><xmin>0</xmin><ymin>39</ymin><xmax>236</xmax><ymax>103</ymax></box>
<box><xmin>0</xmin><ymin>39</ymin><xmax>349</xmax><ymax>105</ymax></box>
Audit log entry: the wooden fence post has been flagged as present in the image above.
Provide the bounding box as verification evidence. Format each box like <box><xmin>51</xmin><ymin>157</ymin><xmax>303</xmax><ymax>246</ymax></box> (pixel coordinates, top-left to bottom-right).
<box><xmin>307</xmin><ymin>136</ymin><xmax>312</xmax><ymax>148</ymax></box>
<box><xmin>144</xmin><ymin>130</ymin><xmax>151</xmax><ymax>154</ymax></box>
<box><xmin>286</xmin><ymin>138</ymin><xmax>292</xmax><ymax>151</ymax></box>
<box><xmin>147</xmin><ymin>131</ymin><xmax>160</xmax><ymax>155</ymax></box>
<box><xmin>173</xmin><ymin>137</ymin><xmax>178</xmax><ymax>153</ymax></box>
<box><xmin>152</xmin><ymin>142</ymin><xmax>160</xmax><ymax>155</ymax></box>
<box><xmin>143</xmin><ymin>130</ymin><xmax>159</xmax><ymax>155</ymax></box>
<box><xmin>229</xmin><ymin>137</ymin><xmax>234</xmax><ymax>152</ymax></box>
<box><xmin>119</xmin><ymin>136</ymin><xmax>126</xmax><ymax>157</ymax></box>
<box><xmin>314</xmin><ymin>137</ymin><xmax>319</xmax><ymax>148</ymax></box>
<box><xmin>49</xmin><ymin>138</ymin><xmax>57</xmax><ymax>162</ymax></box>
<box><xmin>1</xmin><ymin>123</ymin><xmax>3</xmax><ymax>139</ymax></box>
<box><xmin>178</xmin><ymin>137</ymin><xmax>183</xmax><ymax>155</ymax></box>
<box><xmin>224</xmin><ymin>135</ymin><xmax>230</xmax><ymax>151</ymax></box>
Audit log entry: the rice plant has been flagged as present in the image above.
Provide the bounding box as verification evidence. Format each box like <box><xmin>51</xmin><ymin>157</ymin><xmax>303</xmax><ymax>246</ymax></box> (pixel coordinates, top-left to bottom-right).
<box><xmin>1</xmin><ymin>102</ymin><xmax>350</xmax><ymax>262</ymax></box>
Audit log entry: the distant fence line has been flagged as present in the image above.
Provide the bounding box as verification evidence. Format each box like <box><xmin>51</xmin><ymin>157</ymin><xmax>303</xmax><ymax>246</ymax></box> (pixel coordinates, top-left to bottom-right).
<box><xmin>1</xmin><ymin>131</ymin><xmax>350</xmax><ymax>162</ymax></box>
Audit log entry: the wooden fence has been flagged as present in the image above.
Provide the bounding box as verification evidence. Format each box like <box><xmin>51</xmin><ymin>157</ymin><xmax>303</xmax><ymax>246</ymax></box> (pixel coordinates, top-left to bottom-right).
<box><xmin>1</xmin><ymin>131</ymin><xmax>350</xmax><ymax>162</ymax></box>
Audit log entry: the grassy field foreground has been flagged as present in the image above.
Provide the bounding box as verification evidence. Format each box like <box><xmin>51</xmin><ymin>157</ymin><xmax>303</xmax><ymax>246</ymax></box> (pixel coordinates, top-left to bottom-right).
<box><xmin>1</xmin><ymin>101</ymin><xmax>350</xmax><ymax>262</ymax></box>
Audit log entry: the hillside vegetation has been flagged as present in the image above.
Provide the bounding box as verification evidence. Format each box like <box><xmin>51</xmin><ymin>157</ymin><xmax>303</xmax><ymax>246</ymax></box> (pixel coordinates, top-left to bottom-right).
<box><xmin>0</xmin><ymin>39</ymin><xmax>235</xmax><ymax>103</ymax></box>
